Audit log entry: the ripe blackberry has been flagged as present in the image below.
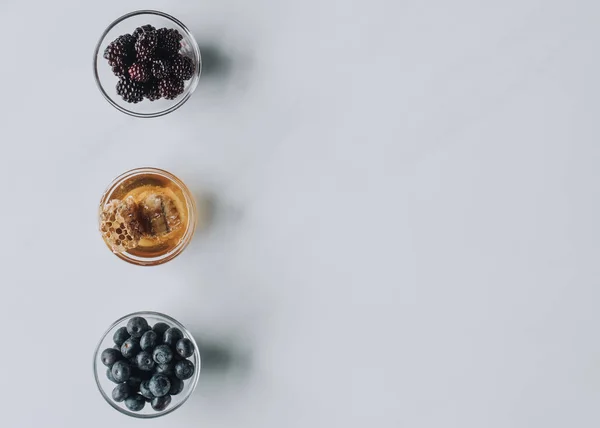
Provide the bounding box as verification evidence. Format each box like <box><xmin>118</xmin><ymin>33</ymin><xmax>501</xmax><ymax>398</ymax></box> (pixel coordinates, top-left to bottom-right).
<box><xmin>104</xmin><ymin>34</ymin><xmax>135</xmax><ymax>64</ymax></box>
<box><xmin>104</xmin><ymin>34</ymin><xmax>136</xmax><ymax>76</ymax></box>
<box><xmin>156</xmin><ymin>28</ymin><xmax>182</xmax><ymax>57</ymax></box>
<box><xmin>144</xmin><ymin>81</ymin><xmax>161</xmax><ymax>101</ymax></box>
<box><xmin>135</xmin><ymin>31</ymin><xmax>158</xmax><ymax>62</ymax></box>
<box><xmin>158</xmin><ymin>76</ymin><xmax>185</xmax><ymax>100</ymax></box>
<box><xmin>133</xmin><ymin>24</ymin><xmax>156</xmax><ymax>39</ymax></box>
<box><xmin>128</xmin><ymin>62</ymin><xmax>151</xmax><ymax>82</ymax></box>
<box><xmin>116</xmin><ymin>77</ymin><xmax>145</xmax><ymax>103</ymax></box>
<box><xmin>150</xmin><ymin>59</ymin><xmax>171</xmax><ymax>79</ymax></box>
<box><xmin>170</xmin><ymin>55</ymin><xmax>195</xmax><ymax>80</ymax></box>
<box><xmin>110</xmin><ymin>62</ymin><xmax>129</xmax><ymax>78</ymax></box>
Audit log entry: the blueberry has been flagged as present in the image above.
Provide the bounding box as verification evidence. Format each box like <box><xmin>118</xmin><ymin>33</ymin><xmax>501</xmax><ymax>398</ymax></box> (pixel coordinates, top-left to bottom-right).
<box><xmin>127</xmin><ymin>376</ymin><xmax>142</xmax><ymax>392</ymax></box>
<box><xmin>168</xmin><ymin>377</ymin><xmax>184</xmax><ymax>395</ymax></box>
<box><xmin>175</xmin><ymin>360</ymin><xmax>195</xmax><ymax>380</ymax></box>
<box><xmin>163</xmin><ymin>327</ymin><xmax>183</xmax><ymax>347</ymax></box>
<box><xmin>112</xmin><ymin>383</ymin><xmax>131</xmax><ymax>402</ymax></box>
<box><xmin>106</xmin><ymin>367</ymin><xmax>118</xmax><ymax>383</ymax></box>
<box><xmin>131</xmin><ymin>355</ymin><xmax>141</xmax><ymax>367</ymax></box>
<box><xmin>124</xmin><ymin>394</ymin><xmax>145</xmax><ymax>412</ymax></box>
<box><xmin>139</xmin><ymin>380</ymin><xmax>155</xmax><ymax>401</ymax></box>
<box><xmin>127</xmin><ymin>316</ymin><xmax>150</xmax><ymax>338</ymax></box>
<box><xmin>148</xmin><ymin>374</ymin><xmax>171</xmax><ymax>397</ymax></box>
<box><xmin>136</xmin><ymin>351</ymin><xmax>156</xmax><ymax>371</ymax></box>
<box><xmin>111</xmin><ymin>360</ymin><xmax>131</xmax><ymax>383</ymax></box>
<box><xmin>101</xmin><ymin>348</ymin><xmax>122</xmax><ymax>366</ymax></box>
<box><xmin>175</xmin><ymin>338</ymin><xmax>195</xmax><ymax>358</ymax></box>
<box><xmin>113</xmin><ymin>326</ymin><xmax>130</xmax><ymax>347</ymax></box>
<box><xmin>153</xmin><ymin>344</ymin><xmax>173</xmax><ymax>365</ymax></box>
<box><xmin>140</xmin><ymin>330</ymin><xmax>158</xmax><ymax>351</ymax></box>
<box><xmin>151</xmin><ymin>394</ymin><xmax>172</xmax><ymax>411</ymax></box>
<box><xmin>121</xmin><ymin>337</ymin><xmax>141</xmax><ymax>359</ymax></box>
<box><xmin>152</xmin><ymin>322</ymin><xmax>170</xmax><ymax>337</ymax></box>
<box><xmin>155</xmin><ymin>362</ymin><xmax>175</xmax><ymax>376</ymax></box>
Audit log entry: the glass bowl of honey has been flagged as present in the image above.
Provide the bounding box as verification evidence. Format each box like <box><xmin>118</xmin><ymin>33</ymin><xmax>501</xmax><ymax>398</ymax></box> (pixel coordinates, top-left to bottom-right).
<box><xmin>98</xmin><ymin>167</ymin><xmax>197</xmax><ymax>266</ymax></box>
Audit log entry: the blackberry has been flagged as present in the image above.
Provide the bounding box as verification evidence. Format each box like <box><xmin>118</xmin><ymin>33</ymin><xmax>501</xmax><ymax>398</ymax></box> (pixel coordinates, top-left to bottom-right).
<box><xmin>110</xmin><ymin>63</ymin><xmax>129</xmax><ymax>78</ymax></box>
<box><xmin>135</xmin><ymin>31</ymin><xmax>158</xmax><ymax>62</ymax></box>
<box><xmin>144</xmin><ymin>81</ymin><xmax>161</xmax><ymax>101</ymax></box>
<box><xmin>158</xmin><ymin>76</ymin><xmax>184</xmax><ymax>100</ymax></box>
<box><xmin>156</xmin><ymin>28</ymin><xmax>182</xmax><ymax>57</ymax></box>
<box><xmin>104</xmin><ymin>34</ymin><xmax>136</xmax><ymax>77</ymax></box>
<box><xmin>170</xmin><ymin>55</ymin><xmax>195</xmax><ymax>80</ymax></box>
<box><xmin>128</xmin><ymin>62</ymin><xmax>151</xmax><ymax>82</ymax></box>
<box><xmin>116</xmin><ymin>77</ymin><xmax>144</xmax><ymax>103</ymax></box>
<box><xmin>104</xmin><ymin>34</ymin><xmax>135</xmax><ymax>63</ymax></box>
<box><xmin>133</xmin><ymin>24</ymin><xmax>156</xmax><ymax>39</ymax></box>
<box><xmin>150</xmin><ymin>59</ymin><xmax>171</xmax><ymax>79</ymax></box>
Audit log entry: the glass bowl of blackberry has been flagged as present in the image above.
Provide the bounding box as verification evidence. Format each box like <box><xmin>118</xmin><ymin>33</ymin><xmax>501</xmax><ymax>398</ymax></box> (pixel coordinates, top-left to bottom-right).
<box><xmin>93</xmin><ymin>10</ymin><xmax>202</xmax><ymax>118</ymax></box>
<box><xmin>93</xmin><ymin>312</ymin><xmax>201</xmax><ymax>418</ymax></box>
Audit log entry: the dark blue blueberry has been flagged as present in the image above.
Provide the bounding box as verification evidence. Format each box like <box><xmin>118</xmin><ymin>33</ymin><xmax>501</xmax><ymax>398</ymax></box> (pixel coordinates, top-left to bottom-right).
<box><xmin>127</xmin><ymin>316</ymin><xmax>150</xmax><ymax>338</ymax></box>
<box><xmin>124</xmin><ymin>394</ymin><xmax>145</xmax><ymax>412</ymax></box>
<box><xmin>163</xmin><ymin>327</ymin><xmax>183</xmax><ymax>347</ymax></box>
<box><xmin>153</xmin><ymin>344</ymin><xmax>173</xmax><ymax>365</ymax></box>
<box><xmin>121</xmin><ymin>337</ymin><xmax>141</xmax><ymax>359</ymax></box>
<box><xmin>128</xmin><ymin>356</ymin><xmax>139</xmax><ymax>368</ymax></box>
<box><xmin>101</xmin><ymin>348</ymin><xmax>122</xmax><ymax>366</ymax></box>
<box><xmin>148</xmin><ymin>374</ymin><xmax>171</xmax><ymax>397</ymax></box>
<box><xmin>168</xmin><ymin>377</ymin><xmax>184</xmax><ymax>395</ymax></box>
<box><xmin>113</xmin><ymin>326</ymin><xmax>130</xmax><ymax>347</ymax></box>
<box><xmin>140</xmin><ymin>330</ymin><xmax>158</xmax><ymax>351</ymax></box>
<box><xmin>127</xmin><ymin>376</ymin><xmax>142</xmax><ymax>392</ymax></box>
<box><xmin>151</xmin><ymin>394</ymin><xmax>172</xmax><ymax>411</ymax></box>
<box><xmin>155</xmin><ymin>362</ymin><xmax>175</xmax><ymax>376</ymax></box>
<box><xmin>112</xmin><ymin>383</ymin><xmax>131</xmax><ymax>402</ymax></box>
<box><xmin>136</xmin><ymin>351</ymin><xmax>156</xmax><ymax>371</ymax></box>
<box><xmin>174</xmin><ymin>360</ymin><xmax>195</xmax><ymax>380</ymax></box>
<box><xmin>139</xmin><ymin>380</ymin><xmax>155</xmax><ymax>401</ymax></box>
<box><xmin>106</xmin><ymin>367</ymin><xmax>118</xmax><ymax>383</ymax></box>
<box><xmin>152</xmin><ymin>322</ymin><xmax>170</xmax><ymax>337</ymax></box>
<box><xmin>111</xmin><ymin>360</ymin><xmax>131</xmax><ymax>383</ymax></box>
<box><xmin>175</xmin><ymin>338</ymin><xmax>195</xmax><ymax>358</ymax></box>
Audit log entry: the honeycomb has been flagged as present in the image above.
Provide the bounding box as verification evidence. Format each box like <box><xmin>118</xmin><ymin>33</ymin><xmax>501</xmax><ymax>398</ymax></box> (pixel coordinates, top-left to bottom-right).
<box><xmin>140</xmin><ymin>193</ymin><xmax>182</xmax><ymax>236</ymax></box>
<box><xmin>100</xmin><ymin>196</ymin><xmax>144</xmax><ymax>253</ymax></box>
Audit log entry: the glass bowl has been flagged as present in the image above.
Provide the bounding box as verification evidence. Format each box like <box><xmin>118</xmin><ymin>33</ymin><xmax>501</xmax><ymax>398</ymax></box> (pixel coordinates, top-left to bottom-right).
<box><xmin>93</xmin><ymin>10</ymin><xmax>202</xmax><ymax>118</ymax></box>
<box><xmin>93</xmin><ymin>311</ymin><xmax>201</xmax><ymax>418</ymax></box>
<box><xmin>98</xmin><ymin>167</ymin><xmax>198</xmax><ymax>266</ymax></box>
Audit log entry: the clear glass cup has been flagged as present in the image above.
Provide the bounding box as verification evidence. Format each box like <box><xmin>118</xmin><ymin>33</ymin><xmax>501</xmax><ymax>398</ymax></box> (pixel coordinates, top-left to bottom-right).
<box><xmin>98</xmin><ymin>167</ymin><xmax>197</xmax><ymax>266</ymax></box>
<box><xmin>93</xmin><ymin>311</ymin><xmax>201</xmax><ymax>418</ymax></box>
<box><xmin>93</xmin><ymin>10</ymin><xmax>202</xmax><ymax>118</ymax></box>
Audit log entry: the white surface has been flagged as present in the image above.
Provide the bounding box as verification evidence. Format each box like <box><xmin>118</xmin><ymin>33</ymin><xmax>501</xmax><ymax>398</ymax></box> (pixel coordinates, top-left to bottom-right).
<box><xmin>0</xmin><ymin>0</ymin><xmax>598</xmax><ymax>426</ymax></box>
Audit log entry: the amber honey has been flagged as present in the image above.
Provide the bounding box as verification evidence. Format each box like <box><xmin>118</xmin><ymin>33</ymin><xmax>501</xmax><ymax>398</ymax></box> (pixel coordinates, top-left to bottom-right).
<box><xmin>99</xmin><ymin>168</ymin><xmax>196</xmax><ymax>266</ymax></box>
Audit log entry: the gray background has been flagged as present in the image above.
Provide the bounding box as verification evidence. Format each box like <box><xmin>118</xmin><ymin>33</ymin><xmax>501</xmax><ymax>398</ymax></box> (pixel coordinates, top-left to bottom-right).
<box><xmin>0</xmin><ymin>0</ymin><xmax>598</xmax><ymax>426</ymax></box>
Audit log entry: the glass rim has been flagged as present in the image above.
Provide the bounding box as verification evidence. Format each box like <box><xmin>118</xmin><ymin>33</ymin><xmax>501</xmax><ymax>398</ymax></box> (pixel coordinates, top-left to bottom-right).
<box><xmin>93</xmin><ymin>311</ymin><xmax>201</xmax><ymax>418</ymax></box>
<box><xmin>93</xmin><ymin>9</ymin><xmax>202</xmax><ymax>118</ymax></box>
<box><xmin>98</xmin><ymin>167</ymin><xmax>198</xmax><ymax>266</ymax></box>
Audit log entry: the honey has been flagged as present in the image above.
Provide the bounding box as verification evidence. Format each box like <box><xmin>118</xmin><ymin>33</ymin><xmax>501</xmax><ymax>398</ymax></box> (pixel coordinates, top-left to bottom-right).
<box><xmin>99</xmin><ymin>168</ymin><xmax>196</xmax><ymax>265</ymax></box>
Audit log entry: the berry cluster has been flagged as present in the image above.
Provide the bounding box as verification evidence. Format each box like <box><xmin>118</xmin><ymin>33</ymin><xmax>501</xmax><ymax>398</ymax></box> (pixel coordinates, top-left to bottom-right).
<box><xmin>103</xmin><ymin>25</ymin><xmax>196</xmax><ymax>103</ymax></box>
<box><xmin>100</xmin><ymin>316</ymin><xmax>196</xmax><ymax>413</ymax></box>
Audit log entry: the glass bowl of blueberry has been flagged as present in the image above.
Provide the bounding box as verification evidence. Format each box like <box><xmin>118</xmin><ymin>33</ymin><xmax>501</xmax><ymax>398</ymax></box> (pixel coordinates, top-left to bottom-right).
<box><xmin>93</xmin><ymin>10</ymin><xmax>202</xmax><ymax>118</ymax></box>
<box><xmin>93</xmin><ymin>312</ymin><xmax>201</xmax><ymax>418</ymax></box>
